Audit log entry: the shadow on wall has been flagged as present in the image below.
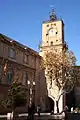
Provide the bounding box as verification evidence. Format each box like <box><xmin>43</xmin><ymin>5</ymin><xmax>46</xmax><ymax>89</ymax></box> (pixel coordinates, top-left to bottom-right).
<box><xmin>45</xmin><ymin>96</ymin><xmax>54</xmax><ymax>113</ymax></box>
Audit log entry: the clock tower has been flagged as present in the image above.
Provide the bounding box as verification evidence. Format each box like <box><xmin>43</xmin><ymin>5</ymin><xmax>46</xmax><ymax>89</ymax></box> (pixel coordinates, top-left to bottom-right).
<box><xmin>40</xmin><ymin>9</ymin><xmax>67</xmax><ymax>56</ymax></box>
<box><xmin>39</xmin><ymin>9</ymin><xmax>67</xmax><ymax>113</ymax></box>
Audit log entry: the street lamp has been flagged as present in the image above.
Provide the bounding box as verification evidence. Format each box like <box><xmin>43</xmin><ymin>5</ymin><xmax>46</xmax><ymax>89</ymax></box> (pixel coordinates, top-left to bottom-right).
<box><xmin>27</xmin><ymin>80</ymin><xmax>36</xmax><ymax>106</ymax></box>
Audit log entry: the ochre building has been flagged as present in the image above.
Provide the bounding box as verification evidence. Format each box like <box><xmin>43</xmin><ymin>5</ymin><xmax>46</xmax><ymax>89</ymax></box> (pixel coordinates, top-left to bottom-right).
<box><xmin>0</xmin><ymin>33</ymin><xmax>47</xmax><ymax>112</ymax></box>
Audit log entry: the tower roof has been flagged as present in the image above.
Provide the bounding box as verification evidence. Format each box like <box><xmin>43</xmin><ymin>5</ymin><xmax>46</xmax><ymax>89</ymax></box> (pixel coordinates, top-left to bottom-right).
<box><xmin>49</xmin><ymin>9</ymin><xmax>57</xmax><ymax>21</ymax></box>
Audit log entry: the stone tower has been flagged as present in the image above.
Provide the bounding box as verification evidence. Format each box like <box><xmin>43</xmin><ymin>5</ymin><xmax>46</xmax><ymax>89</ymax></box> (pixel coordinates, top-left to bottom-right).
<box><xmin>39</xmin><ymin>9</ymin><xmax>67</xmax><ymax>113</ymax></box>
<box><xmin>40</xmin><ymin>9</ymin><xmax>67</xmax><ymax>56</ymax></box>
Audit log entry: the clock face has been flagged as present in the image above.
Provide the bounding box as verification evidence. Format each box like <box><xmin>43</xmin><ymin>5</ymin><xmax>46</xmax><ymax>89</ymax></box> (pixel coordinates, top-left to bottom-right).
<box><xmin>48</xmin><ymin>28</ymin><xmax>57</xmax><ymax>37</ymax></box>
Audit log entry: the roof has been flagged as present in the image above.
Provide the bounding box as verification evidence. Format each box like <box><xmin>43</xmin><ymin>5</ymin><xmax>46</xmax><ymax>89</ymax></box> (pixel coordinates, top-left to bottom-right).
<box><xmin>0</xmin><ymin>33</ymin><xmax>40</xmax><ymax>57</ymax></box>
<box><xmin>42</xmin><ymin>19</ymin><xmax>64</xmax><ymax>24</ymax></box>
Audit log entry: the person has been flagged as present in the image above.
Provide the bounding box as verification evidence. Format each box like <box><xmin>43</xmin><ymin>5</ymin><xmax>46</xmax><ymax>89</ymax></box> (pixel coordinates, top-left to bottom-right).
<box><xmin>64</xmin><ymin>106</ymin><xmax>68</xmax><ymax>112</ymax></box>
<box><xmin>37</xmin><ymin>105</ymin><xmax>41</xmax><ymax>116</ymax></box>
<box><xmin>51</xmin><ymin>110</ymin><xmax>54</xmax><ymax>115</ymax></box>
<box><xmin>28</xmin><ymin>103</ymin><xmax>35</xmax><ymax>120</ymax></box>
<box><xmin>31</xmin><ymin>102</ymin><xmax>35</xmax><ymax>114</ymax></box>
<box><xmin>64</xmin><ymin>106</ymin><xmax>68</xmax><ymax>120</ymax></box>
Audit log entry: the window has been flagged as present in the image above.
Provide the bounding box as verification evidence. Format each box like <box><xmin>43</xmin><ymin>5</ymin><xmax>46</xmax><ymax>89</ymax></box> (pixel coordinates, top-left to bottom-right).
<box><xmin>9</xmin><ymin>48</ymin><xmax>15</xmax><ymax>59</ymax></box>
<box><xmin>6</xmin><ymin>71</ymin><xmax>13</xmax><ymax>84</ymax></box>
<box><xmin>47</xmin><ymin>24</ymin><xmax>49</xmax><ymax>27</ymax></box>
<box><xmin>46</xmin><ymin>33</ymin><xmax>48</xmax><ymax>36</ymax></box>
<box><xmin>54</xmin><ymin>23</ymin><xmax>56</xmax><ymax>26</ymax></box>
<box><xmin>24</xmin><ymin>54</ymin><xmax>28</xmax><ymax>64</ymax></box>
<box><xmin>23</xmin><ymin>72</ymin><xmax>28</xmax><ymax>85</ymax></box>
<box><xmin>51</xmin><ymin>41</ymin><xmax>53</xmax><ymax>46</ymax></box>
<box><xmin>56</xmin><ymin>32</ymin><xmax>58</xmax><ymax>34</ymax></box>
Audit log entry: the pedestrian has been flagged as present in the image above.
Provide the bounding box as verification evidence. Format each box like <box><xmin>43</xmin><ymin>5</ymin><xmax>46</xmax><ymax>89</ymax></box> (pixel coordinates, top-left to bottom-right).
<box><xmin>28</xmin><ymin>103</ymin><xmax>35</xmax><ymax>120</ymax></box>
<box><xmin>37</xmin><ymin>105</ymin><xmax>41</xmax><ymax>116</ymax></box>
<box><xmin>64</xmin><ymin>106</ymin><xmax>68</xmax><ymax>120</ymax></box>
<box><xmin>51</xmin><ymin>110</ymin><xmax>54</xmax><ymax>115</ymax></box>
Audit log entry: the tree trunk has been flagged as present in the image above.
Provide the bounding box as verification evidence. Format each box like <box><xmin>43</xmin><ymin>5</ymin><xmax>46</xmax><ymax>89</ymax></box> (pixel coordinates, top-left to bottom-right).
<box><xmin>56</xmin><ymin>101</ymin><xmax>59</xmax><ymax>113</ymax></box>
<box><xmin>54</xmin><ymin>100</ymin><xmax>59</xmax><ymax>113</ymax></box>
<box><xmin>12</xmin><ymin>108</ymin><xmax>16</xmax><ymax>120</ymax></box>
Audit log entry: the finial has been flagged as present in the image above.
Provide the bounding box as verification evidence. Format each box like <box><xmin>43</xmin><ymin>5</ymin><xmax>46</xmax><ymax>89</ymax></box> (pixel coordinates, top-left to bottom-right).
<box><xmin>52</xmin><ymin>9</ymin><xmax>55</xmax><ymax>15</ymax></box>
<box><xmin>50</xmin><ymin>8</ymin><xmax>57</xmax><ymax>21</ymax></box>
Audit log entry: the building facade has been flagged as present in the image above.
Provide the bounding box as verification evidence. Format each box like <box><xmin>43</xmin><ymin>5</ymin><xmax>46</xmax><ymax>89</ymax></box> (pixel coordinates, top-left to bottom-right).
<box><xmin>0</xmin><ymin>33</ymin><xmax>47</xmax><ymax>112</ymax></box>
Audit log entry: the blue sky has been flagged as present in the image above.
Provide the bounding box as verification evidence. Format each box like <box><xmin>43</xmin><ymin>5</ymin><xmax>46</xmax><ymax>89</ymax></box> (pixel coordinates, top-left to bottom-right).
<box><xmin>0</xmin><ymin>0</ymin><xmax>80</xmax><ymax>65</ymax></box>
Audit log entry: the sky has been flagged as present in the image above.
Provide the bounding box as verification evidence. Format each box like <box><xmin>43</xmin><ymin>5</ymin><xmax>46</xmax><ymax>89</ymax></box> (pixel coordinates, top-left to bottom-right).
<box><xmin>0</xmin><ymin>0</ymin><xmax>80</xmax><ymax>65</ymax></box>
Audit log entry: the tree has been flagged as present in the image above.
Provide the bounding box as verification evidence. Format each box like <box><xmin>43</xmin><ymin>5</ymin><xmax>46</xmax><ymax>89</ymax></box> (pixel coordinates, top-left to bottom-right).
<box><xmin>2</xmin><ymin>80</ymin><xmax>27</xmax><ymax>117</ymax></box>
<box><xmin>41</xmin><ymin>50</ymin><xmax>78</xmax><ymax>113</ymax></box>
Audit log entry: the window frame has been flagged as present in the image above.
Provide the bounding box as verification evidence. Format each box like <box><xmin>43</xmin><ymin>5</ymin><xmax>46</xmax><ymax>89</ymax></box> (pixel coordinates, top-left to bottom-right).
<box><xmin>6</xmin><ymin>71</ymin><xmax>13</xmax><ymax>84</ymax></box>
<box><xmin>24</xmin><ymin>54</ymin><xmax>29</xmax><ymax>64</ymax></box>
<box><xmin>23</xmin><ymin>71</ymin><xmax>28</xmax><ymax>85</ymax></box>
<box><xmin>9</xmin><ymin>48</ymin><xmax>15</xmax><ymax>59</ymax></box>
